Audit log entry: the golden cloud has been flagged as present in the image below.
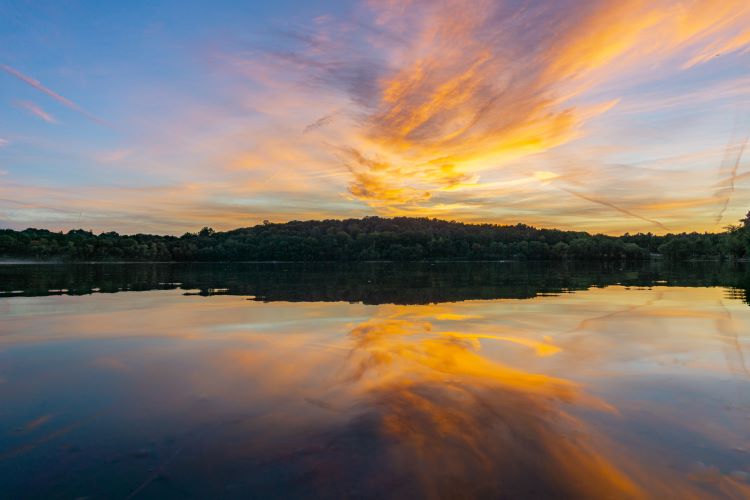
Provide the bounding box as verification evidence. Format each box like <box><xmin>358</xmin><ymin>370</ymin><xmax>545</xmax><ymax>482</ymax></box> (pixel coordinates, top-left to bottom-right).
<box><xmin>287</xmin><ymin>0</ymin><xmax>750</xmax><ymax>230</ymax></box>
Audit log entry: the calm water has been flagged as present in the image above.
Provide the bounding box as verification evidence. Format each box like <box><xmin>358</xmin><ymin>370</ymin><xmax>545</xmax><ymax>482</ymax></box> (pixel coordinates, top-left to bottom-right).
<box><xmin>1</xmin><ymin>262</ymin><xmax>749</xmax><ymax>499</ymax></box>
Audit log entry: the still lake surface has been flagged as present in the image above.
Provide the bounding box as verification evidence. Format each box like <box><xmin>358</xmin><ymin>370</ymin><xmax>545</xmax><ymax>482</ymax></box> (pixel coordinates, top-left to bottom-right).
<box><xmin>1</xmin><ymin>262</ymin><xmax>749</xmax><ymax>499</ymax></box>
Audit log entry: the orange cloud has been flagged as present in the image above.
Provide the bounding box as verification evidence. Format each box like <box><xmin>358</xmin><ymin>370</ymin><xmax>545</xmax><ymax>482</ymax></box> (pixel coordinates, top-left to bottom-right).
<box><xmin>281</xmin><ymin>0</ymin><xmax>750</xmax><ymax>230</ymax></box>
<box><xmin>6</xmin><ymin>1</ymin><xmax>750</xmax><ymax>234</ymax></box>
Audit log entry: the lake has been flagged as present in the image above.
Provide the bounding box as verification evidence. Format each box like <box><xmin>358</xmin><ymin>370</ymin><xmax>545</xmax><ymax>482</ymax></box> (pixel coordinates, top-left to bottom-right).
<box><xmin>1</xmin><ymin>262</ymin><xmax>749</xmax><ymax>499</ymax></box>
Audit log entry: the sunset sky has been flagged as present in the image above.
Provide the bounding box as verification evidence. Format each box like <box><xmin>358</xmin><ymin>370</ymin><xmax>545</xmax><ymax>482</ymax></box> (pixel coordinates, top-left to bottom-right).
<box><xmin>1</xmin><ymin>0</ymin><xmax>749</xmax><ymax>235</ymax></box>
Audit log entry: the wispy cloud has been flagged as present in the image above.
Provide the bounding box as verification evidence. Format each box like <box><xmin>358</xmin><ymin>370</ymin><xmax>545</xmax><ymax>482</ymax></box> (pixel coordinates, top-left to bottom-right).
<box><xmin>0</xmin><ymin>178</ymin><xmax>367</xmax><ymax>234</ymax></box>
<box><xmin>4</xmin><ymin>1</ymin><xmax>750</xmax><ymax>234</ymax></box>
<box><xmin>93</xmin><ymin>149</ymin><xmax>132</xmax><ymax>163</ymax></box>
<box><xmin>16</xmin><ymin>100</ymin><xmax>56</xmax><ymax>123</ymax></box>
<box><xmin>303</xmin><ymin>110</ymin><xmax>340</xmax><ymax>134</ymax></box>
<box><xmin>1</xmin><ymin>63</ymin><xmax>107</xmax><ymax>126</ymax></box>
<box><xmin>247</xmin><ymin>0</ymin><xmax>750</xmax><ymax>229</ymax></box>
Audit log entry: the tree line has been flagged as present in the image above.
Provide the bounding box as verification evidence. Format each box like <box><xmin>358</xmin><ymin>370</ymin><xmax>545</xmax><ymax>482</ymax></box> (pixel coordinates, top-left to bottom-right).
<box><xmin>1</xmin><ymin>215</ymin><xmax>749</xmax><ymax>262</ymax></box>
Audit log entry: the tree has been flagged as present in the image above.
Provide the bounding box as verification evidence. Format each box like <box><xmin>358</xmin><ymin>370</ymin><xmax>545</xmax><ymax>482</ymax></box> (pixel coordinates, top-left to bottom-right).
<box><xmin>0</xmin><ymin>216</ymin><xmax>742</xmax><ymax>262</ymax></box>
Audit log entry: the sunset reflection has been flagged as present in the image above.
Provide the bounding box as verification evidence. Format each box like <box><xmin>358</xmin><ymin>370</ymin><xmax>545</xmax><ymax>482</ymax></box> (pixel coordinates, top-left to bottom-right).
<box><xmin>1</xmin><ymin>285</ymin><xmax>749</xmax><ymax>497</ymax></box>
<box><xmin>327</xmin><ymin>316</ymin><xmax>637</xmax><ymax>498</ymax></box>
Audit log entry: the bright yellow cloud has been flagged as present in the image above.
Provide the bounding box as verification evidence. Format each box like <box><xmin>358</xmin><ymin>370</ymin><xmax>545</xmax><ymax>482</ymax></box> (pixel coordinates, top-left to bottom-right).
<box><xmin>292</xmin><ymin>0</ymin><xmax>750</xmax><ymax>232</ymax></box>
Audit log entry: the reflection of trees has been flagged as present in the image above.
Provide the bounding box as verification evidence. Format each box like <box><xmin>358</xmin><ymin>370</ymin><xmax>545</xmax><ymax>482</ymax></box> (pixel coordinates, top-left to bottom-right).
<box><xmin>2</xmin><ymin>262</ymin><xmax>750</xmax><ymax>306</ymax></box>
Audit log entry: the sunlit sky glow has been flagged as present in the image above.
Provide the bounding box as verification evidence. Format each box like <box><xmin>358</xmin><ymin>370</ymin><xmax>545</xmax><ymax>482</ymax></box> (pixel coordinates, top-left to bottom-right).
<box><xmin>1</xmin><ymin>0</ymin><xmax>749</xmax><ymax>235</ymax></box>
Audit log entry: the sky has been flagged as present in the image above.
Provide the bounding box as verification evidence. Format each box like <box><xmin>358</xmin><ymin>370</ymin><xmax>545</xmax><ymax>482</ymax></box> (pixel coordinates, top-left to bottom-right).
<box><xmin>1</xmin><ymin>0</ymin><xmax>749</xmax><ymax>235</ymax></box>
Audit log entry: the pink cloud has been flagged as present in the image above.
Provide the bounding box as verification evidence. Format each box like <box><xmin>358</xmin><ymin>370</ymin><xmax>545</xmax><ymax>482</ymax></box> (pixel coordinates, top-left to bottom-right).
<box><xmin>17</xmin><ymin>101</ymin><xmax>56</xmax><ymax>123</ymax></box>
<box><xmin>1</xmin><ymin>64</ymin><xmax>108</xmax><ymax>126</ymax></box>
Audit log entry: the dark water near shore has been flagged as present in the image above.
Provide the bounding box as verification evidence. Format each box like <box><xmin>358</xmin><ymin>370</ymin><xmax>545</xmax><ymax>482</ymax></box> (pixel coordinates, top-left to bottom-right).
<box><xmin>1</xmin><ymin>262</ymin><xmax>749</xmax><ymax>498</ymax></box>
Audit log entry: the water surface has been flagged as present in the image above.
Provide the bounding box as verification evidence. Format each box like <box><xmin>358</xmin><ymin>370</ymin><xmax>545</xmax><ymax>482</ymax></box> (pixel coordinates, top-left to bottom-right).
<box><xmin>1</xmin><ymin>263</ymin><xmax>749</xmax><ymax>498</ymax></box>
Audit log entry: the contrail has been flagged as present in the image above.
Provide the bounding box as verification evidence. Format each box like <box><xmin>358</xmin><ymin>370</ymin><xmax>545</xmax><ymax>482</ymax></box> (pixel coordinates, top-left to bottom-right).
<box><xmin>0</xmin><ymin>197</ymin><xmax>72</xmax><ymax>215</ymax></box>
<box><xmin>557</xmin><ymin>186</ymin><xmax>669</xmax><ymax>231</ymax></box>
<box><xmin>714</xmin><ymin>132</ymin><xmax>748</xmax><ymax>225</ymax></box>
<box><xmin>1</xmin><ymin>63</ymin><xmax>108</xmax><ymax>126</ymax></box>
<box><xmin>16</xmin><ymin>101</ymin><xmax>56</xmax><ymax>123</ymax></box>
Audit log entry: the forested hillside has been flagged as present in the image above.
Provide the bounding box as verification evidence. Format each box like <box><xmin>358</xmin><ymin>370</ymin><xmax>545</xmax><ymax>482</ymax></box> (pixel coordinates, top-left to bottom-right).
<box><xmin>1</xmin><ymin>215</ymin><xmax>749</xmax><ymax>262</ymax></box>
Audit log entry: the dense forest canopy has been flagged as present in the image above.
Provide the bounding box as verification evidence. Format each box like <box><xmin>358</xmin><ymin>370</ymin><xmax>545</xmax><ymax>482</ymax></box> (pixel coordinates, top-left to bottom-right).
<box><xmin>1</xmin><ymin>215</ymin><xmax>749</xmax><ymax>262</ymax></box>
